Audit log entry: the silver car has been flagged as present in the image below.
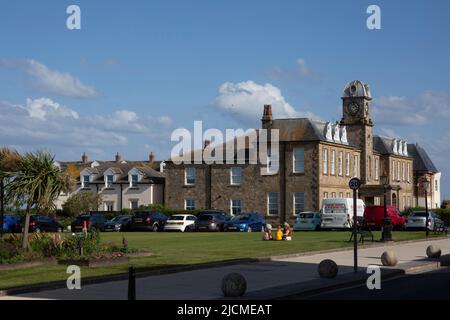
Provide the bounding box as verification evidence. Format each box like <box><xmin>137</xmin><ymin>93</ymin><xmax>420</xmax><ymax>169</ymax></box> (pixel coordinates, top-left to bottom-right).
<box><xmin>405</xmin><ymin>211</ymin><xmax>444</xmax><ymax>230</ymax></box>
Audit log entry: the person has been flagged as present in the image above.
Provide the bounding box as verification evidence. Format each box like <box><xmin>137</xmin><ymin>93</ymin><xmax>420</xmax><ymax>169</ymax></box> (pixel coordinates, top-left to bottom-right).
<box><xmin>262</xmin><ymin>223</ymin><xmax>273</xmax><ymax>241</ymax></box>
<box><xmin>275</xmin><ymin>225</ymin><xmax>283</xmax><ymax>241</ymax></box>
<box><xmin>283</xmin><ymin>222</ymin><xmax>293</xmax><ymax>241</ymax></box>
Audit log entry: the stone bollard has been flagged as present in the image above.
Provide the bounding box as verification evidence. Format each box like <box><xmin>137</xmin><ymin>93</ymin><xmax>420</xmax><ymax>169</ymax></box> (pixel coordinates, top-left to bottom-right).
<box><xmin>318</xmin><ymin>259</ymin><xmax>338</xmax><ymax>278</ymax></box>
<box><xmin>381</xmin><ymin>250</ymin><xmax>398</xmax><ymax>266</ymax></box>
<box><xmin>221</xmin><ymin>273</ymin><xmax>247</xmax><ymax>297</ymax></box>
<box><xmin>426</xmin><ymin>245</ymin><xmax>442</xmax><ymax>258</ymax></box>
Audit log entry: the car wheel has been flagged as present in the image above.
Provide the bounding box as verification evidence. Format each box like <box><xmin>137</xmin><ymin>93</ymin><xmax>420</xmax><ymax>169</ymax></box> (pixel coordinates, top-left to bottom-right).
<box><xmin>152</xmin><ymin>223</ymin><xmax>159</xmax><ymax>232</ymax></box>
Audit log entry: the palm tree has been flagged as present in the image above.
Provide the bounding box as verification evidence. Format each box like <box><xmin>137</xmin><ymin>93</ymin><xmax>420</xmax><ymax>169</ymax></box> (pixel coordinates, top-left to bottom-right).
<box><xmin>7</xmin><ymin>151</ymin><xmax>73</xmax><ymax>249</ymax></box>
<box><xmin>0</xmin><ymin>148</ymin><xmax>20</xmax><ymax>236</ymax></box>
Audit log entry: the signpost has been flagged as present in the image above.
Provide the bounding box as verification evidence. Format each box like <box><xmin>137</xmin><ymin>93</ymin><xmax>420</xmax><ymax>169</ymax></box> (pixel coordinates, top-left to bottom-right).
<box><xmin>349</xmin><ymin>177</ymin><xmax>361</xmax><ymax>273</ymax></box>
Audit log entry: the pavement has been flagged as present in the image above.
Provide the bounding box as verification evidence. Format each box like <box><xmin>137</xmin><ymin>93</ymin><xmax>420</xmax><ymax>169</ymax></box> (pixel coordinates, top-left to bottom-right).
<box><xmin>1</xmin><ymin>237</ymin><xmax>449</xmax><ymax>300</ymax></box>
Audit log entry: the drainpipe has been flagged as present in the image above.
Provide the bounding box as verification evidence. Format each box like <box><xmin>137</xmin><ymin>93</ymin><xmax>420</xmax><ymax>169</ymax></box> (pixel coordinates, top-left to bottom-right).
<box><xmin>279</xmin><ymin>142</ymin><xmax>286</xmax><ymax>224</ymax></box>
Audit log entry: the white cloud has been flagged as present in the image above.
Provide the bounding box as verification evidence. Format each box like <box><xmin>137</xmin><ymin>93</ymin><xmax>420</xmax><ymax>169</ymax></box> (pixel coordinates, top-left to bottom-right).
<box><xmin>267</xmin><ymin>58</ymin><xmax>321</xmax><ymax>82</ymax></box>
<box><xmin>0</xmin><ymin>59</ymin><xmax>98</xmax><ymax>98</ymax></box>
<box><xmin>214</xmin><ymin>80</ymin><xmax>320</xmax><ymax>125</ymax></box>
<box><xmin>373</xmin><ymin>91</ymin><xmax>450</xmax><ymax>126</ymax></box>
<box><xmin>0</xmin><ymin>98</ymin><xmax>174</xmax><ymax>154</ymax></box>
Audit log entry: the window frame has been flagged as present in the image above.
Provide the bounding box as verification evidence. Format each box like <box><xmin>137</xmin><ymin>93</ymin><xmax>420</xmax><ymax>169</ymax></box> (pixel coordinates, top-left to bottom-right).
<box><xmin>185</xmin><ymin>167</ymin><xmax>196</xmax><ymax>185</ymax></box>
<box><xmin>267</xmin><ymin>192</ymin><xmax>279</xmax><ymax>216</ymax></box>
<box><xmin>293</xmin><ymin>192</ymin><xmax>305</xmax><ymax>216</ymax></box>
<box><xmin>231</xmin><ymin>199</ymin><xmax>242</xmax><ymax>215</ymax></box>
<box><xmin>322</xmin><ymin>148</ymin><xmax>328</xmax><ymax>175</ymax></box>
<box><xmin>185</xmin><ymin>198</ymin><xmax>196</xmax><ymax>210</ymax></box>
<box><xmin>230</xmin><ymin>167</ymin><xmax>242</xmax><ymax>185</ymax></box>
<box><xmin>293</xmin><ymin>147</ymin><xmax>305</xmax><ymax>174</ymax></box>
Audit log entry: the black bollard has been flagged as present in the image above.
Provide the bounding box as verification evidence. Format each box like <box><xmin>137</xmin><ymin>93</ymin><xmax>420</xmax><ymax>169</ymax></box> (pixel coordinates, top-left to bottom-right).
<box><xmin>128</xmin><ymin>266</ymin><xmax>136</xmax><ymax>300</ymax></box>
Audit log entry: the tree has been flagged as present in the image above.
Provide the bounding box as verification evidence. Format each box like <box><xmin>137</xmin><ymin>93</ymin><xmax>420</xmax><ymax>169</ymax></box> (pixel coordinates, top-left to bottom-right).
<box><xmin>62</xmin><ymin>192</ymin><xmax>102</xmax><ymax>217</ymax></box>
<box><xmin>7</xmin><ymin>151</ymin><xmax>72</xmax><ymax>249</ymax></box>
<box><xmin>0</xmin><ymin>148</ymin><xmax>20</xmax><ymax>236</ymax></box>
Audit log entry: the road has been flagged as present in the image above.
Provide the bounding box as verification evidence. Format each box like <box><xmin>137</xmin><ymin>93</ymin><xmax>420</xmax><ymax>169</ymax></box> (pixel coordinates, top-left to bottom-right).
<box><xmin>287</xmin><ymin>268</ymin><xmax>450</xmax><ymax>300</ymax></box>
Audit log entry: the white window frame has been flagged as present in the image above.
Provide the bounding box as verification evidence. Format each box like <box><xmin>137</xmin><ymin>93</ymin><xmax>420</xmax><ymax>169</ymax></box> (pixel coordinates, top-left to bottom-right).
<box><xmin>267</xmin><ymin>192</ymin><xmax>279</xmax><ymax>216</ymax></box>
<box><xmin>375</xmin><ymin>157</ymin><xmax>379</xmax><ymax>180</ymax></box>
<box><xmin>397</xmin><ymin>161</ymin><xmax>400</xmax><ymax>181</ymax></box>
<box><xmin>293</xmin><ymin>147</ymin><xmax>305</xmax><ymax>173</ymax></box>
<box><xmin>105</xmin><ymin>174</ymin><xmax>114</xmax><ymax>188</ymax></box>
<box><xmin>354</xmin><ymin>155</ymin><xmax>358</xmax><ymax>177</ymax></box>
<box><xmin>339</xmin><ymin>192</ymin><xmax>344</xmax><ymax>198</ymax></box>
<box><xmin>330</xmin><ymin>150</ymin><xmax>336</xmax><ymax>175</ymax></box>
<box><xmin>130</xmin><ymin>174</ymin><xmax>139</xmax><ymax>188</ymax></box>
<box><xmin>230</xmin><ymin>167</ymin><xmax>242</xmax><ymax>185</ymax></box>
<box><xmin>331</xmin><ymin>192</ymin><xmax>336</xmax><ymax>198</ymax></box>
<box><xmin>104</xmin><ymin>202</ymin><xmax>114</xmax><ymax>211</ymax></box>
<box><xmin>345</xmin><ymin>152</ymin><xmax>350</xmax><ymax>176</ymax></box>
<box><xmin>402</xmin><ymin>162</ymin><xmax>405</xmax><ymax>181</ymax></box>
<box><xmin>407</xmin><ymin>163</ymin><xmax>411</xmax><ymax>182</ymax></box>
<box><xmin>392</xmin><ymin>160</ymin><xmax>396</xmax><ymax>180</ymax></box>
<box><xmin>322</xmin><ymin>148</ymin><xmax>328</xmax><ymax>175</ymax></box>
<box><xmin>185</xmin><ymin>198</ymin><xmax>196</xmax><ymax>210</ymax></box>
<box><xmin>231</xmin><ymin>199</ymin><xmax>242</xmax><ymax>215</ymax></box>
<box><xmin>82</xmin><ymin>175</ymin><xmax>90</xmax><ymax>188</ymax></box>
<box><xmin>338</xmin><ymin>151</ymin><xmax>343</xmax><ymax>176</ymax></box>
<box><xmin>293</xmin><ymin>192</ymin><xmax>305</xmax><ymax>216</ymax></box>
<box><xmin>185</xmin><ymin>167</ymin><xmax>196</xmax><ymax>185</ymax></box>
<box><xmin>129</xmin><ymin>199</ymin><xmax>139</xmax><ymax>210</ymax></box>
<box><xmin>323</xmin><ymin>192</ymin><xmax>329</xmax><ymax>199</ymax></box>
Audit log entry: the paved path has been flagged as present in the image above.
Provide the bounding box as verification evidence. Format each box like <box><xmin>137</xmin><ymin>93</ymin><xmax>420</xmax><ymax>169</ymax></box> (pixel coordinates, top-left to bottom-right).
<box><xmin>3</xmin><ymin>238</ymin><xmax>449</xmax><ymax>300</ymax></box>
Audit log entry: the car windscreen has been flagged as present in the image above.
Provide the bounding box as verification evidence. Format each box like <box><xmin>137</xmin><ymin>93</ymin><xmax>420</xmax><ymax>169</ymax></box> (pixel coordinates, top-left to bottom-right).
<box><xmin>198</xmin><ymin>215</ymin><xmax>213</xmax><ymax>221</ymax></box>
<box><xmin>134</xmin><ymin>212</ymin><xmax>148</xmax><ymax>218</ymax></box>
<box><xmin>299</xmin><ymin>213</ymin><xmax>314</xmax><ymax>219</ymax></box>
<box><xmin>411</xmin><ymin>212</ymin><xmax>428</xmax><ymax>217</ymax></box>
<box><xmin>231</xmin><ymin>215</ymin><xmax>250</xmax><ymax>221</ymax></box>
<box><xmin>168</xmin><ymin>215</ymin><xmax>185</xmax><ymax>221</ymax></box>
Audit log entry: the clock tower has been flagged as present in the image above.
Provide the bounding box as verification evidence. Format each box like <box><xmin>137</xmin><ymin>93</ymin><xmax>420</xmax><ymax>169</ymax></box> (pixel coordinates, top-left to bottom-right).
<box><xmin>340</xmin><ymin>80</ymin><xmax>374</xmax><ymax>184</ymax></box>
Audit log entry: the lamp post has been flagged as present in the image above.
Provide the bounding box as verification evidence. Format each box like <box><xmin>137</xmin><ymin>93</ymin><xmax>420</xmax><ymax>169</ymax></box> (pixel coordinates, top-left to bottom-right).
<box><xmin>421</xmin><ymin>179</ymin><xmax>430</xmax><ymax>237</ymax></box>
<box><xmin>380</xmin><ymin>174</ymin><xmax>392</xmax><ymax>241</ymax></box>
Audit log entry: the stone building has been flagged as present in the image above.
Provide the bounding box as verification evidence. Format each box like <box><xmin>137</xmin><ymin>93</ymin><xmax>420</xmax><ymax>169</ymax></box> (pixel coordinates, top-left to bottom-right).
<box><xmin>164</xmin><ymin>80</ymin><xmax>441</xmax><ymax>224</ymax></box>
<box><xmin>54</xmin><ymin>152</ymin><xmax>165</xmax><ymax>211</ymax></box>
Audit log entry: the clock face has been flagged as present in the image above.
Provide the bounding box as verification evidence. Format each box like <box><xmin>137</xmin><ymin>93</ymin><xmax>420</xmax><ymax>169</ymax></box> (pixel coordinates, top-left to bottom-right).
<box><xmin>347</xmin><ymin>102</ymin><xmax>360</xmax><ymax>115</ymax></box>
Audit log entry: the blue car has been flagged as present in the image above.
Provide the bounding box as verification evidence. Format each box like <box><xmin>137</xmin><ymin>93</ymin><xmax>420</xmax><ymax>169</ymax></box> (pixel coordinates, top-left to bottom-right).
<box><xmin>2</xmin><ymin>214</ymin><xmax>22</xmax><ymax>233</ymax></box>
<box><xmin>224</xmin><ymin>213</ymin><xmax>265</xmax><ymax>232</ymax></box>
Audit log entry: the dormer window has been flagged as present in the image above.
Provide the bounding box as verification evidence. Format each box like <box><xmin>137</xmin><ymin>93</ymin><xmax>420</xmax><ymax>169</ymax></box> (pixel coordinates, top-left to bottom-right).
<box><xmin>131</xmin><ymin>174</ymin><xmax>139</xmax><ymax>188</ymax></box>
<box><xmin>106</xmin><ymin>174</ymin><xmax>114</xmax><ymax>188</ymax></box>
<box><xmin>82</xmin><ymin>175</ymin><xmax>90</xmax><ymax>188</ymax></box>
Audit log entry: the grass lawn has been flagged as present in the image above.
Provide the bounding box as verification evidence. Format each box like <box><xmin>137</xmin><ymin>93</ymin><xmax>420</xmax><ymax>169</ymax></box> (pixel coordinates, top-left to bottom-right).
<box><xmin>0</xmin><ymin>230</ymin><xmax>441</xmax><ymax>290</ymax></box>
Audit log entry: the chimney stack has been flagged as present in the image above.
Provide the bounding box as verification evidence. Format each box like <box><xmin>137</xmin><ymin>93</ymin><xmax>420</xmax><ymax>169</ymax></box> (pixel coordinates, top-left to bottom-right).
<box><xmin>115</xmin><ymin>152</ymin><xmax>121</xmax><ymax>162</ymax></box>
<box><xmin>149</xmin><ymin>152</ymin><xmax>155</xmax><ymax>163</ymax></box>
<box><xmin>261</xmin><ymin>104</ymin><xmax>273</xmax><ymax>128</ymax></box>
<box><xmin>204</xmin><ymin>139</ymin><xmax>211</xmax><ymax>149</ymax></box>
<box><xmin>81</xmin><ymin>152</ymin><xmax>88</xmax><ymax>164</ymax></box>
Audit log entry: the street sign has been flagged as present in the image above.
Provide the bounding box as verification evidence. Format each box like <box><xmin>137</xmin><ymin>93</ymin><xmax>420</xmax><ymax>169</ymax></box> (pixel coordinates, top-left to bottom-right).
<box><xmin>349</xmin><ymin>177</ymin><xmax>361</xmax><ymax>190</ymax></box>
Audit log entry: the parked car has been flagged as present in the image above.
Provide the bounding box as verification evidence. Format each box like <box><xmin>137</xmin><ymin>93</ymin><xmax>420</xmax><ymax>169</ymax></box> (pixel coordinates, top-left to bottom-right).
<box><xmin>104</xmin><ymin>215</ymin><xmax>132</xmax><ymax>232</ymax></box>
<box><xmin>129</xmin><ymin>211</ymin><xmax>168</xmax><ymax>231</ymax></box>
<box><xmin>26</xmin><ymin>215</ymin><xmax>64</xmax><ymax>233</ymax></box>
<box><xmin>163</xmin><ymin>214</ymin><xmax>197</xmax><ymax>232</ymax></box>
<box><xmin>293</xmin><ymin>212</ymin><xmax>322</xmax><ymax>231</ymax></box>
<box><xmin>405</xmin><ymin>211</ymin><xmax>444</xmax><ymax>231</ymax></box>
<box><xmin>320</xmin><ymin>198</ymin><xmax>365</xmax><ymax>229</ymax></box>
<box><xmin>363</xmin><ymin>205</ymin><xmax>406</xmax><ymax>230</ymax></box>
<box><xmin>195</xmin><ymin>211</ymin><xmax>229</xmax><ymax>232</ymax></box>
<box><xmin>224</xmin><ymin>212</ymin><xmax>265</xmax><ymax>232</ymax></box>
<box><xmin>71</xmin><ymin>214</ymin><xmax>107</xmax><ymax>232</ymax></box>
<box><xmin>2</xmin><ymin>214</ymin><xmax>22</xmax><ymax>233</ymax></box>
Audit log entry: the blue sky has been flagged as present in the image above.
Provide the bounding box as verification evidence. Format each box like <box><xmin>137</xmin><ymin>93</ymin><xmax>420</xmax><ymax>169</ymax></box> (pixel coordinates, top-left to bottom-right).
<box><xmin>0</xmin><ymin>0</ymin><xmax>449</xmax><ymax>199</ymax></box>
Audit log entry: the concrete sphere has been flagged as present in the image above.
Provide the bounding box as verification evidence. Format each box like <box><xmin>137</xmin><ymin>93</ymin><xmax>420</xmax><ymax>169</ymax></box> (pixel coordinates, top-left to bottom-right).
<box><xmin>221</xmin><ymin>273</ymin><xmax>247</xmax><ymax>297</ymax></box>
<box><xmin>426</xmin><ymin>245</ymin><xmax>442</xmax><ymax>258</ymax></box>
<box><xmin>381</xmin><ymin>250</ymin><xmax>398</xmax><ymax>266</ymax></box>
<box><xmin>318</xmin><ymin>259</ymin><xmax>338</xmax><ymax>278</ymax></box>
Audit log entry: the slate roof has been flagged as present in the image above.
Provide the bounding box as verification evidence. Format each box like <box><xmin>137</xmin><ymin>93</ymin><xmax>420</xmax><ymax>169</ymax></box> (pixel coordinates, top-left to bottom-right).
<box><xmin>407</xmin><ymin>144</ymin><xmax>439</xmax><ymax>173</ymax></box>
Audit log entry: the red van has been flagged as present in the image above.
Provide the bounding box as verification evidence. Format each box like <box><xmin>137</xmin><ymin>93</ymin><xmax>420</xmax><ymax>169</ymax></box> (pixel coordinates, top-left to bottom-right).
<box><xmin>363</xmin><ymin>205</ymin><xmax>406</xmax><ymax>229</ymax></box>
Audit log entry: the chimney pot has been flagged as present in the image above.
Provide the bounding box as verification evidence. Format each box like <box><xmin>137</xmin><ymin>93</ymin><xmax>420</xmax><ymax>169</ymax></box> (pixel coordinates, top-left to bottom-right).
<box><xmin>81</xmin><ymin>152</ymin><xmax>88</xmax><ymax>164</ymax></box>
<box><xmin>115</xmin><ymin>152</ymin><xmax>121</xmax><ymax>162</ymax></box>
<box><xmin>149</xmin><ymin>152</ymin><xmax>155</xmax><ymax>163</ymax></box>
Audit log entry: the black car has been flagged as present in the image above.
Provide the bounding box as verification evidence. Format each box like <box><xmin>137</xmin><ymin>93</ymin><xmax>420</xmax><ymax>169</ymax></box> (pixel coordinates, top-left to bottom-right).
<box><xmin>27</xmin><ymin>215</ymin><xmax>64</xmax><ymax>233</ymax></box>
<box><xmin>195</xmin><ymin>210</ymin><xmax>230</xmax><ymax>232</ymax></box>
<box><xmin>129</xmin><ymin>211</ymin><xmax>168</xmax><ymax>231</ymax></box>
<box><xmin>104</xmin><ymin>215</ymin><xmax>132</xmax><ymax>232</ymax></box>
<box><xmin>71</xmin><ymin>214</ymin><xmax>107</xmax><ymax>232</ymax></box>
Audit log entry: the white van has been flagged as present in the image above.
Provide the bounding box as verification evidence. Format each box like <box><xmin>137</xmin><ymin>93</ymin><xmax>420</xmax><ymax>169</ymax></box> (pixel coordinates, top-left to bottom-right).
<box><xmin>320</xmin><ymin>198</ymin><xmax>365</xmax><ymax>229</ymax></box>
